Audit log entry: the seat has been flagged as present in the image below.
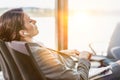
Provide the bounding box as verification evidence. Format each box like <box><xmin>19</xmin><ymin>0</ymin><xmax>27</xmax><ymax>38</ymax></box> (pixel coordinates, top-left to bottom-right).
<box><xmin>89</xmin><ymin>23</ymin><xmax>120</xmax><ymax>67</ymax></box>
<box><xmin>99</xmin><ymin>23</ymin><xmax>120</xmax><ymax>66</ymax></box>
<box><xmin>107</xmin><ymin>23</ymin><xmax>120</xmax><ymax>59</ymax></box>
<box><xmin>0</xmin><ymin>41</ymin><xmax>46</xmax><ymax>80</ymax></box>
<box><xmin>0</xmin><ymin>41</ymin><xmax>22</xmax><ymax>80</ymax></box>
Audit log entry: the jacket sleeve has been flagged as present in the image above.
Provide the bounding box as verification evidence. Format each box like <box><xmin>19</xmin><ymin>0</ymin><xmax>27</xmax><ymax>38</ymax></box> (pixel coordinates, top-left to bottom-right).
<box><xmin>32</xmin><ymin>47</ymin><xmax>90</xmax><ymax>80</ymax></box>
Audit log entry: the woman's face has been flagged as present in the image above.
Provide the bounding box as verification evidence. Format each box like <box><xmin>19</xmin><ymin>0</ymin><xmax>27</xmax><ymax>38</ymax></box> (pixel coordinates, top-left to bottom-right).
<box><xmin>23</xmin><ymin>13</ymin><xmax>39</xmax><ymax>37</ymax></box>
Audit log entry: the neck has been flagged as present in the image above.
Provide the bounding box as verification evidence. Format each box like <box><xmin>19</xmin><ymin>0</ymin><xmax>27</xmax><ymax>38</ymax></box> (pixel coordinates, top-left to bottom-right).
<box><xmin>20</xmin><ymin>37</ymin><xmax>33</xmax><ymax>42</ymax></box>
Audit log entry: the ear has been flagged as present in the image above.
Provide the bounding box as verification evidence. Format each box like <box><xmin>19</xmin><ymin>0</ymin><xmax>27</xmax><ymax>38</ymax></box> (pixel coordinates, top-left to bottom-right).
<box><xmin>19</xmin><ymin>30</ymin><xmax>27</xmax><ymax>37</ymax></box>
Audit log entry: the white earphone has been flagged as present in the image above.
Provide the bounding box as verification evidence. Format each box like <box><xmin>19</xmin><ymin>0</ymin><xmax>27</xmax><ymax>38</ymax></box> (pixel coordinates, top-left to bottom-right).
<box><xmin>23</xmin><ymin>32</ymin><xmax>29</xmax><ymax>35</ymax></box>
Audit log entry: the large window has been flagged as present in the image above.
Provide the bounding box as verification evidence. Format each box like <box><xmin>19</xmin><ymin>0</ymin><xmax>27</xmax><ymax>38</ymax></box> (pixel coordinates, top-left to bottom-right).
<box><xmin>68</xmin><ymin>0</ymin><xmax>120</xmax><ymax>55</ymax></box>
<box><xmin>0</xmin><ymin>0</ymin><xmax>56</xmax><ymax>49</ymax></box>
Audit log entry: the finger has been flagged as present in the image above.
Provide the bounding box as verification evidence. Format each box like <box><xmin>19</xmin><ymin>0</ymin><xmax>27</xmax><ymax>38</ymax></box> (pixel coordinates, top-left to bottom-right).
<box><xmin>74</xmin><ymin>50</ymin><xmax>80</xmax><ymax>55</ymax></box>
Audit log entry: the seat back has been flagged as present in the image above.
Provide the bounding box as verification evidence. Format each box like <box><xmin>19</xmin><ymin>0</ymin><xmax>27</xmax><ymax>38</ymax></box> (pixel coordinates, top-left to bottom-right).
<box><xmin>107</xmin><ymin>23</ymin><xmax>120</xmax><ymax>59</ymax></box>
<box><xmin>0</xmin><ymin>41</ymin><xmax>22</xmax><ymax>80</ymax></box>
<box><xmin>0</xmin><ymin>41</ymin><xmax>46</xmax><ymax>80</ymax></box>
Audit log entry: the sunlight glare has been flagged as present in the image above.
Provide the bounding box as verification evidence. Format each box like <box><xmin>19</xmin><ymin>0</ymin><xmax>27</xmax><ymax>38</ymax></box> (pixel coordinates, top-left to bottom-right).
<box><xmin>68</xmin><ymin>12</ymin><xmax>95</xmax><ymax>50</ymax></box>
<box><xmin>69</xmin><ymin>12</ymin><xmax>94</xmax><ymax>41</ymax></box>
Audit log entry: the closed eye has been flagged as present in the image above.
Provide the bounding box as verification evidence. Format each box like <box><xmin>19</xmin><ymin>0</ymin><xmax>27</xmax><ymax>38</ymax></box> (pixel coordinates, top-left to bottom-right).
<box><xmin>29</xmin><ymin>20</ymin><xmax>32</xmax><ymax>23</ymax></box>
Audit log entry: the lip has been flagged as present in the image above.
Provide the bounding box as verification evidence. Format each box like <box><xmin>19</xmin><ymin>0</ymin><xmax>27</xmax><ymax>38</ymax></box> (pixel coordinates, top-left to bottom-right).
<box><xmin>35</xmin><ymin>26</ymin><xmax>38</xmax><ymax>30</ymax></box>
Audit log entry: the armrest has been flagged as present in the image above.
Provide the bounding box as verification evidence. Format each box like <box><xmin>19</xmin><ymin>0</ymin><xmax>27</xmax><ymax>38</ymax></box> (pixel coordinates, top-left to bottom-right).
<box><xmin>102</xmin><ymin>58</ymin><xmax>117</xmax><ymax>66</ymax></box>
<box><xmin>90</xmin><ymin>55</ymin><xmax>116</xmax><ymax>67</ymax></box>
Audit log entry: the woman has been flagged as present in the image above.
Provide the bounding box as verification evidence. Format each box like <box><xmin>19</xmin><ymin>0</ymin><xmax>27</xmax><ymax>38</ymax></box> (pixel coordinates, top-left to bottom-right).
<box><xmin>0</xmin><ymin>8</ymin><xmax>92</xmax><ymax>80</ymax></box>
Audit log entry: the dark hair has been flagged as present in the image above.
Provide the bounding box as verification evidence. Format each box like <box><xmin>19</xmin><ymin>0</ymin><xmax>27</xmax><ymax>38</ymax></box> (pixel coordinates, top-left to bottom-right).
<box><xmin>0</xmin><ymin>8</ymin><xmax>25</xmax><ymax>41</ymax></box>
